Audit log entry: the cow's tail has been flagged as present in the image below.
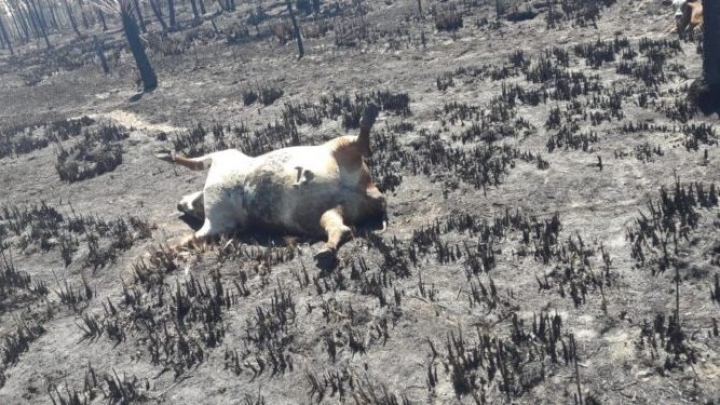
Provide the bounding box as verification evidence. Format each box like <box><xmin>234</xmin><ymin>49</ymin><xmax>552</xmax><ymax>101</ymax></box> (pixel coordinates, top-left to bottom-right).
<box><xmin>155</xmin><ymin>149</ymin><xmax>215</xmax><ymax>171</ymax></box>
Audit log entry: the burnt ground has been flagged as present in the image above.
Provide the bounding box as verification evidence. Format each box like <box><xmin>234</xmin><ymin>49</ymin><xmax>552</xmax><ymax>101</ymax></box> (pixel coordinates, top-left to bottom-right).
<box><xmin>0</xmin><ymin>0</ymin><xmax>720</xmax><ymax>403</ymax></box>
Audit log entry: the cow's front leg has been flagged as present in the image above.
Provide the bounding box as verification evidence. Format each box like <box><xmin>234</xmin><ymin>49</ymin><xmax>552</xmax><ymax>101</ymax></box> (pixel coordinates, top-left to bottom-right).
<box><xmin>365</xmin><ymin>185</ymin><xmax>388</xmax><ymax>232</ymax></box>
<box><xmin>314</xmin><ymin>207</ymin><xmax>353</xmax><ymax>269</ymax></box>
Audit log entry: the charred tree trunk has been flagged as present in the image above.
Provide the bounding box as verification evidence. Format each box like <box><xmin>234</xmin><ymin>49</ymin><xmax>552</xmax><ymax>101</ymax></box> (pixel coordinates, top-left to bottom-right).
<box><xmin>27</xmin><ymin>0</ymin><xmax>51</xmax><ymax>48</ymax></box>
<box><xmin>689</xmin><ymin>0</ymin><xmax>720</xmax><ymax>112</ymax></box>
<box><xmin>702</xmin><ymin>2</ymin><xmax>719</xmax><ymax>87</ymax></box>
<box><xmin>34</xmin><ymin>0</ymin><xmax>49</xmax><ymax>31</ymax></box>
<box><xmin>0</xmin><ymin>14</ymin><xmax>13</xmax><ymax>55</ymax></box>
<box><xmin>12</xmin><ymin>8</ymin><xmax>29</xmax><ymax>42</ymax></box>
<box><xmin>149</xmin><ymin>0</ymin><xmax>168</xmax><ymax>31</ymax></box>
<box><xmin>22</xmin><ymin>4</ymin><xmax>41</xmax><ymax>39</ymax></box>
<box><xmin>168</xmin><ymin>0</ymin><xmax>176</xmax><ymax>30</ymax></box>
<box><xmin>36</xmin><ymin>5</ymin><xmax>52</xmax><ymax>48</ymax></box>
<box><xmin>189</xmin><ymin>0</ymin><xmax>200</xmax><ymax>21</ymax></box>
<box><xmin>133</xmin><ymin>0</ymin><xmax>147</xmax><ymax>33</ymax></box>
<box><xmin>198</xmin><ymin>0</ymin><xmax>206</xmax><ymax>15</ymax></box>
<box><xmin>48</xmin><ymin>1</ymin><xmax>60</xmax><ymax>30</ymax></box>
<box><xmin>286</xmin><ymin>0</ymin><xmax>303</xmax><ymax>59</ymax></box>
<box><xmin>63</xmin><ymin>0</ymin><xmax>82</xmax><ymax>39</ymax></box>
<box><xmin>121</xmin><ymin>8</ymin><xmax>157</xmax><ymax>92</ymax></box>
<box><xmin>76</xmin><ymin>0</ymin><xmax>88</xmax><ymax>29</ymax></box>
<box><xmin>97</xmin><ymin>9</ymin><xmax>107</xmax><ymax>31</ymax></box>
<box><xmin>94</xmin><ymin>35</ymin><xmax>109</xmax><ymax>74</ymax></box>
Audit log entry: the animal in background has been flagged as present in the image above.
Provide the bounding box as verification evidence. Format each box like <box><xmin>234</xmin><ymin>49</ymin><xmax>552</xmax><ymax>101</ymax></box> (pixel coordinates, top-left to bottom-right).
<box><xmin>666</xmin><ymin>0</ymin><xmax>703</xmax><ymax>38</ymax></box>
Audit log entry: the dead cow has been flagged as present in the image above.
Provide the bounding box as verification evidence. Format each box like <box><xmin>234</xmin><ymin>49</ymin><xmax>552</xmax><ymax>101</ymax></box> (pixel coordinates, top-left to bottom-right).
<box><xmin>667</xmin><ymin>0</ymin><xmax>703</xmax><ymax>38</ymax></box>
<box><xmin>155</xmin><ymin>104</ymin><xmax>387</xmax><ymax>268</ymax></box>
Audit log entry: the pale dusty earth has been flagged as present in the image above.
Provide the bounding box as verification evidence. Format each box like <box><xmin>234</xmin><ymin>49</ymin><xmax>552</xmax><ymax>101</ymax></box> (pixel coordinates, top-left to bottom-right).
<box><xmin>0</xmin><ymin>0</ymin><xmax>719</xmax><ymax>404</ymax></box>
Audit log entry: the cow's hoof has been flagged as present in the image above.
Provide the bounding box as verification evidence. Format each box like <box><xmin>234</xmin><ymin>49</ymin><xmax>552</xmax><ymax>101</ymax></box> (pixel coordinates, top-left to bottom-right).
<box><xmin>314</xmin><ymin>247</ymin><xmax>338</xmax><ymax>270</ymax></box>
<box><xmin>154</xmin><ymin>148</ymin><xmax>174</xmax><ymax>162</ymax></box>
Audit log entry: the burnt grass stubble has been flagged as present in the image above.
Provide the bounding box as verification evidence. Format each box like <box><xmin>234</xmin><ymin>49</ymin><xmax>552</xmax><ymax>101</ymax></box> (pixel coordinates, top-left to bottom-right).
<box><xmin>1</xmin><ymin>0</ymin><xmax>720</xmax><ymax>403</ymax></box>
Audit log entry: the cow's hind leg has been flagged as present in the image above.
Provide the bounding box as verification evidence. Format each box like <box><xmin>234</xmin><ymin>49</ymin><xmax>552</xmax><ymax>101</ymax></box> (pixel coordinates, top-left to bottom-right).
<box><xmin>314</xmin><ymin>207</ymin><xmax>352</xmax><ymax>269</ymax></box>
<box><xmin>365</xmin><ymin>185</ymin><xmax>388</xmax><ymax>231</ymax></box>
<box><xmin>173</xmin><ymin>198</ymin><xmax>240</xmax><ymax>254</ymax></box>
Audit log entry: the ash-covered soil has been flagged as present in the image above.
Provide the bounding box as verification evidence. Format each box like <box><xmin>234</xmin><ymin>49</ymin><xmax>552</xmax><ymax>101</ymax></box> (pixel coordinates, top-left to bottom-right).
<box><xmin>1</xmin><ymin>0</ymin><xmax>719</xmax><ymax>403</ymax></box>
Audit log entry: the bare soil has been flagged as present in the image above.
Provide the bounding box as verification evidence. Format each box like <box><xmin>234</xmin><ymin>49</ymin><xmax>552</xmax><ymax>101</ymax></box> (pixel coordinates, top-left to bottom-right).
<box><xmin>1</xmin><ymin>0</ymin><xmax>719</xmax><ymax>404</ymax></box>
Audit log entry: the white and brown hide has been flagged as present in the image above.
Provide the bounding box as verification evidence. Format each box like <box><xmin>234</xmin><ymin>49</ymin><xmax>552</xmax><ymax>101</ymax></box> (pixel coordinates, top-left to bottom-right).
<box><xmin>156</xmin><ymin>104</ymin><xmax>386</xmax><ymax>267</ymax></box>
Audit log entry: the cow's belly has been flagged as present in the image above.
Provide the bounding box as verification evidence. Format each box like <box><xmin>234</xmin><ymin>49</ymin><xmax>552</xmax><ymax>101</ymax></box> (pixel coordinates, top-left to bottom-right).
<box><xmin>205</xmin><ymin>146</ymin><xmax>357</xmax><ymax>235</ymax></box>
<box><xmin>241</xmin><ymin>157</ymin><xmax>343</xmax><ymax>234</ymax></box>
